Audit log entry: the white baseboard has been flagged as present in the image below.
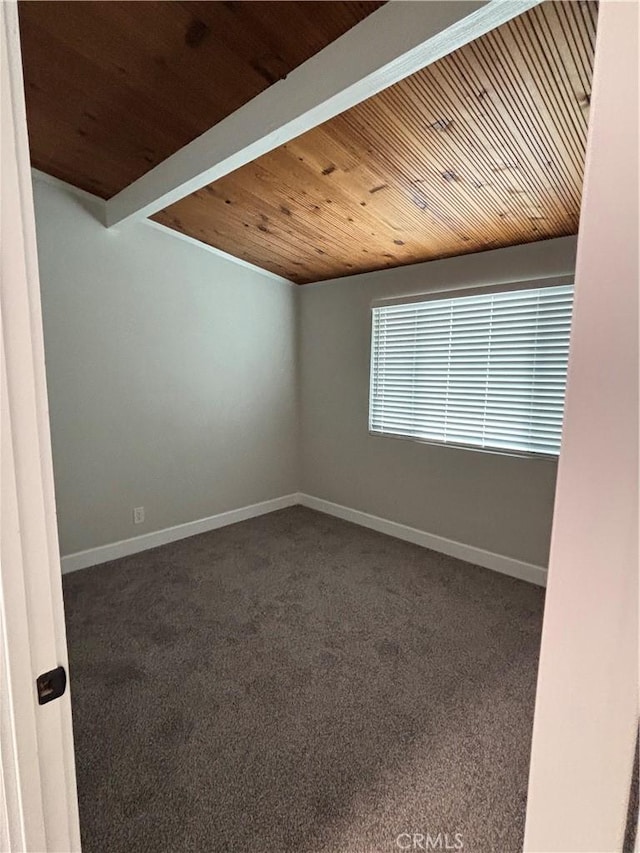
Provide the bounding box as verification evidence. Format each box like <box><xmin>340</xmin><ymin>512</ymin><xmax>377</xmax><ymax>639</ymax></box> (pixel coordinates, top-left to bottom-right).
<box><xmin>60</xmin><ymin>493</ymin><xmax>300</xmax><ymax>574</ymax></box>
<box><xmin>61</xmin><ymin>491</ymin><xmax>546</xmax><ymax>587</ymax></box>
<box><xmin>298</xmin><ymin>493</ymin><xmax>547</xmax><ymax>587</ymax></box>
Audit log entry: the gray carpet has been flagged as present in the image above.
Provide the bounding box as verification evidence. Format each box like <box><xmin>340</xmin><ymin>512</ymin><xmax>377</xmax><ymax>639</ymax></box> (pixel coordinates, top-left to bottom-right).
<box><xmin>63</xmin><ymin>506</ymin><xmax>544</xmax><ymax>853</ymax></box>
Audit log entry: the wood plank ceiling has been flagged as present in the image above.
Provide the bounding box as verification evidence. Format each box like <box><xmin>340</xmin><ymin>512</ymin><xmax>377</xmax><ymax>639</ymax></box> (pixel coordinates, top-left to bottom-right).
<box><xmin>153</xmin><ymin>1</ymin><xmax>598</xmax><ymax>283</ymax></box>
<box><xmin>19</xmin><ymin>1</ymin><xmax>597</xmax><ymax>285</ymax></box>
<box><xmin>18</xmin><ymin>1</ymin><xmax>384</xmax><ymax>198</ymax></box>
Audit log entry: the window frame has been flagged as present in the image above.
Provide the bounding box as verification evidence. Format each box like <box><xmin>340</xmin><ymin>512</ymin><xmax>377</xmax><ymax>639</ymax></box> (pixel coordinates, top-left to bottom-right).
<box><xmin>368</xmin><ymin>275</ymin><xmax>575</xmax><ymax>461</ymax></box>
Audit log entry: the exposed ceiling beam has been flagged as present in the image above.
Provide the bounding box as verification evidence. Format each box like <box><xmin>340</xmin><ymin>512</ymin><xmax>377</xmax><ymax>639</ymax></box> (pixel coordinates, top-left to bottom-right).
<box><xmin>105</xmin><ymin>0</ymin><xmax>543</xmax><ymax>228</ymax></box>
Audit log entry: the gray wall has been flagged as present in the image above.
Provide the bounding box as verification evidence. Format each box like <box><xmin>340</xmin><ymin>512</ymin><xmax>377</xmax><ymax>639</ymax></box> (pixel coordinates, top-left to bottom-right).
<box><xmin>34</xmin><ymin>178</ymin><xmax>297</xmax><ymax>556</ymax></box>
<box><xmin>35</xmin><ymin>175</ymin><xmax>576</xmax><ymax>568</ymax></box>
<box><xmin>299</xmin><ymin>237</ymin><xmax>578</xmax><ymax>567</ymax></box>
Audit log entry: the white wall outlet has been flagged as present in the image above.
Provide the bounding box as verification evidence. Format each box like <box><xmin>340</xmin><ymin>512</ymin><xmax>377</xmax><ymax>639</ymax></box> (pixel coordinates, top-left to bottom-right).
<box><xmin>133</xmin><ymin>506</ymin><xmax>145</xmax><ymax>525</ymax></box>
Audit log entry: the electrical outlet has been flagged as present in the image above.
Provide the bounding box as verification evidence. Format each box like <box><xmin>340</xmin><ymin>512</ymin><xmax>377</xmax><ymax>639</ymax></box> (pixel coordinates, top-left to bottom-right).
<box><xmin>133</xmin><ymin>506</ymin><xmax>145</xmax><ymax>525</ymax></box>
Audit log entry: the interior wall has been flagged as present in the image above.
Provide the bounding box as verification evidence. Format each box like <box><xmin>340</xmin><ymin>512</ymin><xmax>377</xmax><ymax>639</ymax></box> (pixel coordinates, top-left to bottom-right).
<box><xmin>35</xmin><ymin>172</ymin><xmax>578</xmax><ymax>572</ymax></box>
<box><xmin>33</xmin><ymin>177</ymin><xmax>297</xmax><ymax>557</ymax></box>
<box><xmin>299</xmin><ymin>236</ymin><xmax>577</xmax><ymax>569</ymax></box>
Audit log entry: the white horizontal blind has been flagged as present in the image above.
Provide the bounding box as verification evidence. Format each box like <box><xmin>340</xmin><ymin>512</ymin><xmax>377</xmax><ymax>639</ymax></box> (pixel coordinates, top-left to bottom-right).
<box><xmin>369</xmin><ymin>284</ymin><xmax>574</xmax><ymax>456</ymax></box>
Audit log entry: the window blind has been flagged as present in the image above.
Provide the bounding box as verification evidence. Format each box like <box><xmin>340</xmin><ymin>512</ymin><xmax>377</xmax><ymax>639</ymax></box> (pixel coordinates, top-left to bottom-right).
<box><xmin>369</xmin><ymin>283</ymin><xmax>574</xmax><ymax>456</ymax></box>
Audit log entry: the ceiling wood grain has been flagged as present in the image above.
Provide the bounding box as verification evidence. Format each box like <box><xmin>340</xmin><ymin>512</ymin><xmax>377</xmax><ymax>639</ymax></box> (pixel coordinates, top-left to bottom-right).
<box><xmin>154</xmin><ymin>1</ymin><xmax>598</xmax><ymax>284</ymax></box>
<box><xmin>18</xmin><ymin>1</ymin><xmax>384</xmax><ymax>199</ymax></box>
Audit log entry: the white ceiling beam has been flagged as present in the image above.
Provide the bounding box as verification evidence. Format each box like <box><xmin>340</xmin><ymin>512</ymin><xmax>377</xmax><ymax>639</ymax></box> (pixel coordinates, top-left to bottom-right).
<box><xmin>105</xmin><ymin>0</ymin><xmax>542</xmax><ymax>228</ymax></box>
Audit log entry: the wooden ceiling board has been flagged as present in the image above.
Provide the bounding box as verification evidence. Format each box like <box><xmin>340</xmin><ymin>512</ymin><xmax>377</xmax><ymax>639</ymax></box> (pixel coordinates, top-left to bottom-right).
<box><xmin>18</xmin><ymin>1</ymin><xmax>384</xmax><ymax>198</ymax></box>
<box><xmin>154</xmin><ymin>1</ymin><xmax>598</xmax><ymax>284</ymax></box>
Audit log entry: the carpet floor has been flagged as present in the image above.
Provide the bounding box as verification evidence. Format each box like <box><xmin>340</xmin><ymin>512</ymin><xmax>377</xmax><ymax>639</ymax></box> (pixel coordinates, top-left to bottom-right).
<box><xmin>63</xmin><ymin>506</ymin><xmax>544</xmax><ymax>853</ymax></box>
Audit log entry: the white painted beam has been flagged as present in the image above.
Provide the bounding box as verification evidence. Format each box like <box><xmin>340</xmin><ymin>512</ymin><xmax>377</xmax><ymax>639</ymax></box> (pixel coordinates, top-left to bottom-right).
<box><xmin>106</xmin><ymin>0</ymin><xmax>542</xmax><ymax>227</ymax></box>
<box><xmin>30</xmin><ymin>168</ymin><xmax>295</xmax><ymax>284</ymax></box>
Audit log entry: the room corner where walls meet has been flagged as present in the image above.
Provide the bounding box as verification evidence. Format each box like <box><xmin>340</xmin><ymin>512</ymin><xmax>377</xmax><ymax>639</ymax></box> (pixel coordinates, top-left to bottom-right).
<box><xmin>32</xmin><ymin>172</ymin><xmax>576</xmax><ymax>578</ymax></box>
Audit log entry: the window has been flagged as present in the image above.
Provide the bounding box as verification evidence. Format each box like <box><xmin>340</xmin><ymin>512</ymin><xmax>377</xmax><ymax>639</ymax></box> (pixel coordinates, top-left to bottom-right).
<box><xmin>369</xmin><ymin>283</ymin><xmax>574</xmax><ymax>457</ymax></box>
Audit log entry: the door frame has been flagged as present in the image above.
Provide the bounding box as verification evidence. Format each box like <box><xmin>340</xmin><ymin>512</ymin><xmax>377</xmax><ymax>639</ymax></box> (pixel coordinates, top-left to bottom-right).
<box><xmin>1</xmin><ymin>1</ymin><xmax>81</xmax><ymax>849</ymax></box>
